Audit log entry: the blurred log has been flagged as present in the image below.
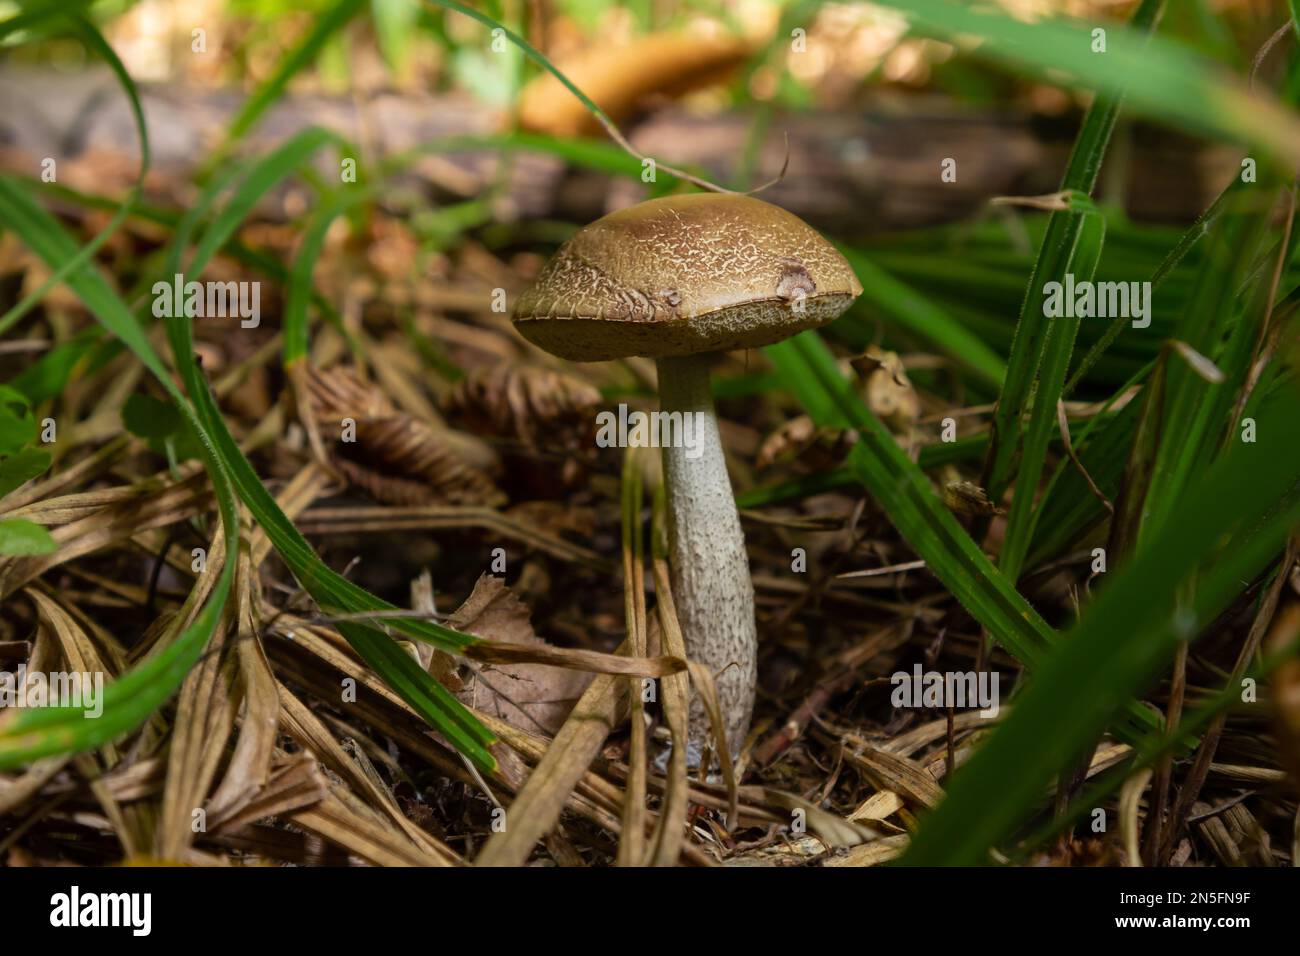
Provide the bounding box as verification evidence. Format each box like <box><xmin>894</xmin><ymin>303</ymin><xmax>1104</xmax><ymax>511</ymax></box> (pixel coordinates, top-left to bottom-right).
<box><xmin>616</xmin><ymin>104</ymin><xmax>1241</xmax><ymax>233</ymax></box>
<box><xmin>0</xmin><ymin>67</ymin><xmax>562</xmax><ymax>220</ymax></box>
<box><xmin>518</xmin><ymin>31</ymin><xmax>756</xmax><ymax>138</ymax></box>
<box><xmin>0</xmin><ymin>68</ymin><xmax>1238</xmax><ymax>236</ymax></box>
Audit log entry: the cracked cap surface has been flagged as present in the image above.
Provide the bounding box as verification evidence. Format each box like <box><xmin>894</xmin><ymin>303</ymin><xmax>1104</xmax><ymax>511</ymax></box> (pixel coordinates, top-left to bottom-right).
<box><xmin>513</xmin><ymin>193</ymin><xmax>863</xmax><ymax>361</ymax></box>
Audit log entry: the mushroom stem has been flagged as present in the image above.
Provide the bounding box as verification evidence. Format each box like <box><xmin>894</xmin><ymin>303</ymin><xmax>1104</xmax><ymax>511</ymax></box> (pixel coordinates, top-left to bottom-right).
<box><xmin>655</xmin><ymin>352</ymin><xmax>756</xmax><ymax>764</ymax></box>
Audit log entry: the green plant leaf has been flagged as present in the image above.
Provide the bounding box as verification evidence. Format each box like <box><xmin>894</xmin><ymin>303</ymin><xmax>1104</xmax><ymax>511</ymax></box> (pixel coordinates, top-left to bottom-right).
<box><xmin>191</xmin><ymin>126</ymin><xmax>340</xmax><ymax>278</ymax></box>
<box><xmin>0</xmin><ymin>518</ymin><xmax>55</xmax><ymax>556</ymax></box>
<box><xmin>0</xmin><ymin>447</ymin><xmax>51</xmax><ymax>499</ymax></box>
<box><xmin>121</xmin><ymin>392</ymin><xmax>184</xmax><ymax>442</ymax></box>
<box><xmin>0</xmin><ymin>412</ymin><xmax>36</xmax><ymax>458</ymax></box>
<box><xmin>7</xmin><ymin>331</ymin><xmax>99</xmax><ymax>405</ymax></box>
<box><xmin>283</xmin><ymin>187</ymin><xmax>370</xmax><ymax>367</ymax></box>
<box><xmin>372</xmin><ymin>0</ymin><xmax>420</xmax><ymax>73</ymax></box>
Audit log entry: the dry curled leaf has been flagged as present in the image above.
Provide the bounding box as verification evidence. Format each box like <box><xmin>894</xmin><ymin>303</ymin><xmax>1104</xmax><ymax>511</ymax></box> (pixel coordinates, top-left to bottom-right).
<box><xmin>303</xmin><ymin>365</ymin><xmax>505</xmax><ymax>507</ymax></box>
<box><xmin>942</xmin><ymin>479</ymin><xmax>1004</xmax><ymax>517</ymax></box>
<box><xmin>448</xmin><ymin>574</ymin><xmax>593</xmax><ymax>737</ymax></box>
<box><xmin>851</xmin><ymin>346</ymin><xmax>920</xmax><ymax>434</ymax></box>
<box><xmin>755</xmin><ymin>415</ymin><xmax>856</xmax><ymax>472</ymax></box>
<box><xmin>761</xmin><ymin>789</ymin><xmax>879</xmax><ymax>848</ymax></box>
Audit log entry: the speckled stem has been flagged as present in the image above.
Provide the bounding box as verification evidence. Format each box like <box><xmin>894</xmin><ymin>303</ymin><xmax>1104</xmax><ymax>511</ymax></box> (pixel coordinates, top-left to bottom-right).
<box><xmin>656</xmin><ymin>353</ymin><xmax>757</xmax><ymax>764</ymax></box>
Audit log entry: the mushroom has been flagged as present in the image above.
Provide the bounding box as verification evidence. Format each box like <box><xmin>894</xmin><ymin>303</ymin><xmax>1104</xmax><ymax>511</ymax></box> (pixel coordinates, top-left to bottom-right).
<box><xmin>513</xmin><ymin>192</ymin><xmax>862</xmax><ymax>764</ymax></box>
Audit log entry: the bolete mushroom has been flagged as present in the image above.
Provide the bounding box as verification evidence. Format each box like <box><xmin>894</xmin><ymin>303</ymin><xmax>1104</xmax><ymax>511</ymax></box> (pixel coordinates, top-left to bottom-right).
<box><xmin>513</xmin><ymin>192</ymin><xmax>862</xmax><ymax>764</ymax></box>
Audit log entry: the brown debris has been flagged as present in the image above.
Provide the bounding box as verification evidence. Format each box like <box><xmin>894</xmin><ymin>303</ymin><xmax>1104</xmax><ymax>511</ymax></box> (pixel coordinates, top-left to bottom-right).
<box><xmin>449</xmin><ymin>575</ymin><xmax>594</xmax><ymax>737</ymax></box>
<box><xmin>303</xmin><ymin>365</ymin><xmax>505</xmax><ymax>507</ymax></box>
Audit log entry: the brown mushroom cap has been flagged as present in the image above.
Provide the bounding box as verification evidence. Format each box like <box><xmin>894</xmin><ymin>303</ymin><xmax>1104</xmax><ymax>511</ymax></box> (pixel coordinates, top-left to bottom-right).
<box><xmin>513</xmin><ymin>193</ymin><xmax>863</xmax><ymax>361</ymax></box>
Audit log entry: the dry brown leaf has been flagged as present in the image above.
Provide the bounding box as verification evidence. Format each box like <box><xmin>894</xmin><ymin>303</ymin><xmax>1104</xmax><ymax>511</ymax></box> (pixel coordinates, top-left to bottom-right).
<box><xmin>755</xmin><ymin>414</ymin><xmax>855</xmax><ymax>472</ymax></box>
<box><xmin>205</xmin><ymin>554</ymin><xmax>281</xmax><ymax>829</ymax></box>
<box><xmin>841</xmin><ymin>743</ymin><xmax>945</xmax><ymax>809</ymax></box>
<box><xmin>989</xmin><ymin>190</ymin><xmax>1073</xmax><ymax>211</ymax></box>
<box><xmin>504</xmin><ymin>500</ymin><xmax>598</xmax><ymax>543</ymax></box>
<box><xmin>475</xmin><ymin>637</ymin><xmax>635</xmax><ymax>867</ymax></box>
<box><xmin>649</xmin><ymin>561</ymin><xmax>690</xmax><ymax>867</ymax></box>
<box><xmin>823</xmin><ymin>833</ymin><xmax>910</xmax><ymax>867</ymax></box>
<box><xmin>292</xmin><ymin>783</ymin><xmax>456</xmax><ymax>867</ymax></box>
<box><xmin>851</xmin><ymin>346</ymin><xmax>920</xmax><ymax>433</ymax></box>
<box><xmin>209</xmin><ymin>753</ymin><xmax>328</xmax><ymax>834</ymax></box>
<box><xmin>847</xmin><ymin>790</ymin><xmax>904</xmax><ymax>823</ymax></box>
<box><xmin>450</xmin><ymin>575</ymin><xmax>594</xmax><ymax>737</ymax></box>
<box><xmin>942</xmin><ymin>479</ymin><xmax>1005</xmax><ymax>516</ymax></box>
<box><xmin>1194</xmin><ymin>801</ymin><xmax>1244</xmax><ymax>866</ymax></box>
<box><xmin>1119</xmin><ymin>766</ymin><xmax>1153</xmax><ymax>867</ymax></box>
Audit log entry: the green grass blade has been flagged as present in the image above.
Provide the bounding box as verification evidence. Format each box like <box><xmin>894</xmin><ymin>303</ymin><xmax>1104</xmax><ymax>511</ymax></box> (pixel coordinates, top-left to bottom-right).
<box><xmin>148</xmin><ymin>146</ymin><xmax>499</xmax><ymax>766</ymax></box>
<box><xmin>899</xmin><ymin>382</ymin><xmax>1300</xmax><ymax>866</ymax></box>
<box><xmin>764</xmin><ymin>331</ymin><xmax>1160</xmax><ymax>741</ymax></box>
<box><xmin>980</xmin><ymin>0</ymin><xmax>1164</xmax><ymax>505</ymax></box>
<box><xmin>283</xmin><ymin>188</ymin><xmax>371</xmax><ymax>366</ymax></box>
<box><xmin>190</xmin><ymin>127</ymin><xmax>340</xmax><ymax>277</ymax></box>
<box><xmin>0</xmin><ymin>15</ymin><xmax>146</xmax><ymax>337</ymax></box>
<box><xmin>0</xmin><ymin>0</ymin><xmax>93</xmax><ymax>42</ymax></box>
<box><xmin>1140</xmin><ymin>186</ymin><xmax>1278</xmax><ymax>541</ymax></box>
<box><xmin>1024</xmin><ymin>393</ymin><xmax>1141</xmax><ymax>567</ymax></box>
<box><xmin>219</xmin><ymin>0</ymin><xmax>367</xmax><ymax>149</ymax></box>
<box><xmin>1000</xmin><ymin>210</ymin><xmax>1105</xmax><ymax>579</ymax></box>
<box><xmin>838</xmin><ymin>246</ymin><xmax>1005</xmax><ymax>389</ymax></box>
<box><xmin>182</xmin><ymin>372</ymin><xmax>498</xmax><ymax>768</ymax></box>
<box><xmin>0</xmin><ymin>168</ymin><xmax>498</xmax><ymax>770</ymax></box>
<box><xmin>1064</xmin><ymin>184</ymin><xmax>1235</xmax><ymax>395</ymax></box>
<box><xmin>0</xmin><ymin>176</ymin><xmax>240</xmax><ymax>770</ymax></box>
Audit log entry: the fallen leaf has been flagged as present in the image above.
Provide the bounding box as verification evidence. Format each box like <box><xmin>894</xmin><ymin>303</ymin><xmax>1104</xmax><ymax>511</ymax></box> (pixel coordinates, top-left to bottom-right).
<box><xmin>448</xmin><ymin>574</ymin><xmax>593</xmax><ymax>736</ymax></box>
